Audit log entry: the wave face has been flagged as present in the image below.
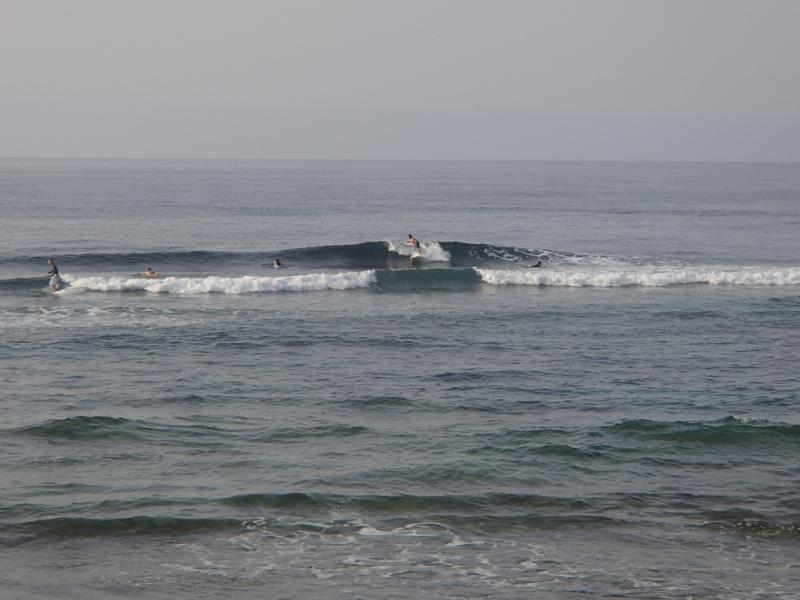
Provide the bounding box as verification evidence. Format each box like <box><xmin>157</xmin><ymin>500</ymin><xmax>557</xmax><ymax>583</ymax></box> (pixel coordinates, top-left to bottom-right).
<box><xmin>374</xmin><ymin>268</ymin><xmax>481</xmax><ymax>291</ymax></box>
<box><xmin>439</xmin><ymin>242</ymin><xmax>570</xmax><ymax>266</ymax></box>
<box><xmin>0</xmin><ymin>241</ymin><xmax>569</xmax><ymax>272</ymax></box>
<box><xmin>7</xmin><ymin>516</ymin><xmax>242</xmax><ymax>539</ymax></box>
<box><xmin>0</xmin><ymin>277</ymin><xmax>45</xmax><ymax>293</ymax></box>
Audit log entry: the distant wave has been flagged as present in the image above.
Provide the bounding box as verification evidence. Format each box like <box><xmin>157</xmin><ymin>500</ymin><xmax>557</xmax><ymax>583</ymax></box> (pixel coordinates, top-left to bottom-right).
<box><xmin>219</xmin><ymin>491</ymin><xmax>590</xmax><ymax>513</ymax></box>
<box><xmin>476</xmin><ymin>266</ymin><xmax>800</xmax><ymax>287</ymax></box>
<box><xmin>603</xmin><ymin>416</ymin><xmax>800</xmax><ymax>445</ymax></box>
<box><xmin>13</xmin><ymin>415</ymin><xmax>210</xmax><ymax>443</ymax></box>
<box><xmin>7</xmin><ymin>516</ymin><xmax>241</xmax><ymax>540</ymax></box>
<box><xmin>61</xmin><ymin>271</ymin><xmax>377</xmax><ymax>294</ymax></box>
<box><xmin>1</xmin><ymin>249</ymin><xmax>238</xmax><ymax>269</ymax></box>
<box><xmin>0</xmin><ymin>241</ymin><xmax>565</xmax><ymax>271</ymax></box>
<box><xmin>17</xmin><ymin>416</ymin><xmax>144</xmax><ymax>441</ymax></box>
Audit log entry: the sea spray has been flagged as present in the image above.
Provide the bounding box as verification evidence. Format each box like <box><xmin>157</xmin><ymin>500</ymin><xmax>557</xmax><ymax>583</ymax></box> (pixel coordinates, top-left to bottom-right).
<box><xmin>387</xmin><ymin>240</ymin><xmax>452</xmax><ymax>263</ymax></box>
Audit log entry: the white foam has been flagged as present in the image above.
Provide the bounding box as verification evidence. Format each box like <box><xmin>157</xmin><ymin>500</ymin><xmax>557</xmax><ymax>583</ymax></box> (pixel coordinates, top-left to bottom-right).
<box><xmin>475</xmin><ymin>266</ymin><xmax>800</xmax><ymax>288</ymax></box>
<box><xmin>61</xmin><ymin>271</ymin><xmax>377</xmax><ymax>294</ymax></box>
<box><xmin>556</xmin><ymin>253</ymin><xmax>633</xmax><ymax>267</ymax></box>
<box><xmin>0</xmin><ymin>306</ymin><xmax>200</xmax><ymax>330</ymax></box>
<box><xmin>387</xmin><ymin>240</ymin><xmax>451</xmax><ymax>263</ymax></box>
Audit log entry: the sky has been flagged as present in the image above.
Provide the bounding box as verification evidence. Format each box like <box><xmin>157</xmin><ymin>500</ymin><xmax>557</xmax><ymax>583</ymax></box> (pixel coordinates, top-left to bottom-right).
<box><xmin>1</xmin><ymin>0</ymin><xmax>799</xmax><ymax>161</ymax></box>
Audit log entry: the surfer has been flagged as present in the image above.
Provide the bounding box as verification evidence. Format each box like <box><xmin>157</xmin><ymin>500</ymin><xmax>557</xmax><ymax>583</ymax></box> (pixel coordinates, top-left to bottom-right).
<box><xmin>273</xmin><ymin>258</ymin><xmax>286</xmax><ymax>269</ymax></box>
<box><xmin>142</xmin><ymin>267</ymin><xmax>159</xmax><ymax>279</ymax></box>
<box><xmin>406</xmin><ymin>234</ymin><xmax>421</xmax><ymax>253</ymax></box>
<box><xmin>47</xmin><ymin>258</ymin><xmax>63</xmax><ymax>291</ymax></box>
<box><xmin>525</xmin><ymin>260</ymin><xmax>543</xmax><ymax>268</ymax></box>
<box><xmin>406</xmin><ymin>234</ymin><xmax>421</xmax><ymax>263</ymax></box>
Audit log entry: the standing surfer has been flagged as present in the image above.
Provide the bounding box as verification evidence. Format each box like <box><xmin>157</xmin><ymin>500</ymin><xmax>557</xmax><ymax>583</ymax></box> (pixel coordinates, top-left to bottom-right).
<box><xmin>47</xmin><ymin>258</ymin><xmax>63</xmax><ymax>291</ymax></box>
<box><xmin>406</xmin><ymin>234</ymin><xmax>421</xmax><ymax>263</ymax></box>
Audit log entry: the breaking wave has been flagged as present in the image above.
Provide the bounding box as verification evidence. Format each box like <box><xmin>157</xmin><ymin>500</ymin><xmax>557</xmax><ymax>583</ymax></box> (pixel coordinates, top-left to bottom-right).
<box><xmin>15</xmin><ymin>265</ymin><xmax>800</xmax><ymax>297</ymax></box>
<box><xmin>61</xmin><ymin>271</ymin><xmax>377</xmax><ymax>294</ymax></box>
<box><xmin>476</xmin><ymin>266</ymin><xmax>800</xmax><ymax>287</ymax></box>
<box><xmin>5</xmin><ymin>241</ymin><xmax>799</xmax><ymax>295</ymax></box>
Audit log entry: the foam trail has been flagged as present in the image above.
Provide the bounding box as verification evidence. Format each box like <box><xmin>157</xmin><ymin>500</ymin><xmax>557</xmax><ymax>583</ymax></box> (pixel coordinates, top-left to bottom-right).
<box><xmin>61</xmin><ymin>271</ymin><xmax>377</xmax><ymax>294</ymax></box>
<box><xmin>476</xmin><ymin>267</ymin><xmax>800</xmax><ymax>287</ymax></box>
<box><xmin>387</xmin><ymin>241</ymin><xmax>451</xmax><ymax>263</ymax></box>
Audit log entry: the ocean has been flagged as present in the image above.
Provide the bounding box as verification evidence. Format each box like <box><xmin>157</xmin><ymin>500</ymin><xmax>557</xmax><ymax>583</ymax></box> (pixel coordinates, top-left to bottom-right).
<box><xmin>1</xmin><ymin>159</ymin><xmax>799</xmax><ymax>599</ymax></box>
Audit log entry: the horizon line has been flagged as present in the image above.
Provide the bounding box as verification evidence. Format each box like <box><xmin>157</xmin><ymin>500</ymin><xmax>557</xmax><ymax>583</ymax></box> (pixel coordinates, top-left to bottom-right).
<box><xmin>2</xmin><ymin>156</ymin><xmax>799</xmax><ymax>165</ymax></box>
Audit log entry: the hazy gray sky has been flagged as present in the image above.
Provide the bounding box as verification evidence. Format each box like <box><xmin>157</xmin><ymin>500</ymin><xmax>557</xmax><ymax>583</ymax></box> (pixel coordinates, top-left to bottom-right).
<box><xmin>2</xmin><ymin>0</ymin><xmax>799</xmax><ymax>160</ymax></box>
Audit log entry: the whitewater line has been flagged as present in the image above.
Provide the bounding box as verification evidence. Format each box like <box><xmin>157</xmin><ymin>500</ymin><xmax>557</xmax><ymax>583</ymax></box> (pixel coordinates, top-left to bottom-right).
<box><xmin>475</xmin><ymin>267</ymin><xmax>800</xmax><ymax>287</ymax></box>
<box><xmin>60</xmin><ymin>271</ymin><xmax>377</xmax><ymax>294</ymax></box>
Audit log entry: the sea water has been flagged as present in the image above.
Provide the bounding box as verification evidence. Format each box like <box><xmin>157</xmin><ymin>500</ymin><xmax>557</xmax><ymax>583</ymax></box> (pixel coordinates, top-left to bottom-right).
<box><xmin>1</xmin><ymin>159</ymin><xmax>799</xmax><ymax>599</ymax></box>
